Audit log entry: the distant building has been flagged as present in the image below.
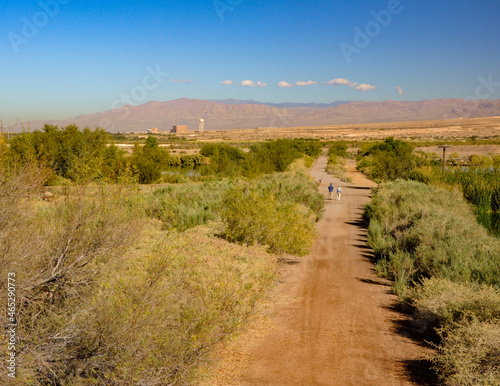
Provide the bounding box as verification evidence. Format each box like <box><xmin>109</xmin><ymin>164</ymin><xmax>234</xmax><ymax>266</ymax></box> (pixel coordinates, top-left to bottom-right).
<box><xmin>171</xmin><ymin>125</ymin><xmax>187</xmax><ymax>133</ymax></box>
<box><xmin>147</xmin><ymin>127</ymin><xmax>158</xmax><ymax>134</ymax></box>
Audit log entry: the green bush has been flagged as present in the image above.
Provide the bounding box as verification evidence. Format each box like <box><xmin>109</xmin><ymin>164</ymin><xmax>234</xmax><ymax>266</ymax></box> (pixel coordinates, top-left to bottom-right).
<box><xmin>357</xmin><ymin>137</ymin><xmax>416</xmax><ymax>182</ymax></box>
<box><xmin>201</xmin><ymin>139</ymin><xmax>322</xmax><ymax>178</ymax></box>
<box><xmin>252</xmin><ymin>171</ymin><xmax>325</xmax><ymax>221</ymax></box>
<box><xmin>147</xmin><ymin>171</ymin><xmax>324</xmax><ymax>234</ymax></box>
<box><xmin>146</xmin><ymin>180</ymin><xmax>233</xmax><ymax>230</ymax></box>
<box><xmin>131</xmin><ymin>136</ymin><xmax>173</xmax><ymax>184</ymax></box>
<box><xmin>327</xmin><ymin>141</ymin><xmax>348</xmax><ymax>158</ymax></box>
<box><xmin>7</xmin><ymin>124</ymin><xmax>135</xmax><ymax>184</ymax></box>
<box><xmin>364</xmin><ymin>180</ymin><xmax>500</xmax><ymax>384</ymax></box>
<box><xmin>222</xmin><ymin>186</ymin><xmax>316</xmax><ymax>256</ymax></box>
<box><xmin>364</xmin><ymin>179</ymin><xmax>500</xmax><ymax>292</ymax></box>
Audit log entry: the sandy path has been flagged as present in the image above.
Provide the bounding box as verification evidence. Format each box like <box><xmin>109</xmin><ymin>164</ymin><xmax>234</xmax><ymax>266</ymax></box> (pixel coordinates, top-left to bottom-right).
<box><xmin>201</xmin><ymin>156</ymin><xmax>432</xmax><ymax>385</ymax></box>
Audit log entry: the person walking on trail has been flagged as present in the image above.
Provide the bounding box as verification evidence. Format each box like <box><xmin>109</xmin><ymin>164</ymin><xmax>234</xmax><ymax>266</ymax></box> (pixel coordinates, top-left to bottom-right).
<box><xmin>337</xmin><ymin>185</ymin><xmax>342</xmax><ymax>201</ymax></box>
<box><xmin>328</xmin><ymin>183</ymin><xmax>334</xmax><ymax>200</ymax></box>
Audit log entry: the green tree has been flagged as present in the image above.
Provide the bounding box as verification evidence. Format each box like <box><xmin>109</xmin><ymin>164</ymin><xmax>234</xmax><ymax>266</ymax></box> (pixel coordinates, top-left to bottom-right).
<box><xmin>362</xmin><ymin>137</ymin><xmax>416</xmax><ymax>181</ymax></box>
<box><xmin>328</xmin><ymin>141</ymin><xmax>348</xmax><ymax>158</ymax></box>
<box><xmin>200</xmin><ymin>144</ymin><xmax>244</xmax><ymax>177</ymax></box>
<box><xmin>8</xmin><ymin>124</ymin><xmax>112</xmax><ymax>183</ymax></box>
<box><xmin>131</xmin><ymin>136</ymin><xmax>171</xmax><ymax>183</ymax></box>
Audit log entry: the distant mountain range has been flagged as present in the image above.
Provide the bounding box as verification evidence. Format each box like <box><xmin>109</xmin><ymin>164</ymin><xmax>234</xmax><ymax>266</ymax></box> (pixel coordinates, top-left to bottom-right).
<box><xmin>208</xmin><ymin>99</ymin><xmax>351</xmax><ymax>109</ymax></box>
<box><xmin>25</xmin><ymin>97</ymin><xmax>500</xmax><ymax>132</ymax></box>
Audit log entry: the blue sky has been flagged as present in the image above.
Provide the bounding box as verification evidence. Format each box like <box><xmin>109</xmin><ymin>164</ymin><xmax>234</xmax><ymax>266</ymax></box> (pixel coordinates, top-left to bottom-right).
<box><xmin>1</xmin><ymin>0</ymin><xmax>499</xmax><ymax>124</ymax></box>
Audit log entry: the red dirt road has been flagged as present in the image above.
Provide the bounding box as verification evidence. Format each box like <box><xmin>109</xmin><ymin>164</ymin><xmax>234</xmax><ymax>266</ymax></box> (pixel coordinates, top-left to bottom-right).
<box><xmin>202</xmin><ymin>156</ymin><xmax>432</xmax><ymax>385</ymax></box>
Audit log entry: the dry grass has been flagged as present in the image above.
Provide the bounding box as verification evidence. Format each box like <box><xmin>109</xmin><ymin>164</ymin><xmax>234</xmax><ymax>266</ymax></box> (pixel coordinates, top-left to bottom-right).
<box><xmin>80</xmin><ymin>222</ymin><xmax>277</xmax><ymax>385</ymax></box>
<box><xmin>0</xmin><ymin>164</ymin><xmax>282</xmax><ymax>385</ymax></box>
<box><xmin>169</xmin><ymin>116</ymin><xmax>500</xmax><ymax>142</ymax></box>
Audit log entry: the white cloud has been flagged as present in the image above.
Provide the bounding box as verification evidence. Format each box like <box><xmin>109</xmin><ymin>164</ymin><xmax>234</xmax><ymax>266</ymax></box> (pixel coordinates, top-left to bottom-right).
<box><xmin>278</xmin><ymin>80</ymin><xmax>317</xmax><ymax>88</ymax></box>
<box><xmin>396</xmin><ymin>86</ymin><xmax>407</xmax><ymax>95</ymax></box>
<box><xmin>222</xmin><ymin>79</ymin><xmax>267</xmax><ymax>87</ymax></box>
<box><xmin>324</xmin><ymin>78</ymin><xmax>376</xmax><ymax>92</ymax></box>
<box><xmin>240</xmin><ymin>80</ymin><xmax>268</xmax><ymax>87</ymax></box>
<box><xmin>295</xmin><ymin>80</ymin><xmax>317</xmax><ymax>86</ymax></box>
<box><xmin>354</xmin><ymin>83</ymin><xmax>376</xmax><ymax>92</ymax></box>
<box><xmin>278</xmin><ymin>81</ymin><xmax>293</xmax><ymax>88</ymax></box>
<box><xmin>324</xmin><ymin>78</ymin><xmax>354</xmax><ymax>86</ymax></box>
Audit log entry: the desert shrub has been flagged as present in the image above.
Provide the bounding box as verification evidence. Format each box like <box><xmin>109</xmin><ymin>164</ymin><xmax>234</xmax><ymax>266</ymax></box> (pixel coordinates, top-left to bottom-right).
<box><xmin>411</xmin><ymin>278</ymin><xmax>500</xmax><ymax>327</ymax></box>
<box><xmin>179</xmin><ymin>153</ymin><xmax>206</xmax><ymax>167</ymax></box>
<box><xmin>432</xmin><ymin>320</ymin><xmax>500</xmax><ymax>385</ymax></box>
<box><xmin>0</xmin><ymin>179</ymin><xmax>143</xmax><ymax>384</ymax></box>
<box><xmin>147</xmin><ymin>171</ymin><xmax>324</xmax><ymax>233</ymax></box>
<box><xmin>303</xmin><ymin>155</ymin><xmax>315</xmax><ymax>168</ymax></box>
<box><xmin>67</xmin><ymin>224</ymin><xmax>276</xmax><ymax>385</ymax></box>
<box><xmin>364</xmin><ymin>180</ymin><xmax>500</xmax><ymax>384</ymax></box>
<box><xmin>289</xmin><ymin>155</ymin><xmax>315</xmax><ymax>171</ymax></box>
<box><xmin>356</xmin><ymin>156</ymin><xmax>372</xmax><ymax>174</ymax></box>
<box><xmin>364</xmin><ymin>179</ymin><xmax>500</xmax><ymax>292</ymax></box>
<box><xmin>200</xmin><ymin>143</ymin><xmax>245</xmax><ymax>162</ymax></box>
<box><xmin>146</xmin><ymin>180</ymin><xmax>234</xmax><ymax>230</ymax></box>
<box><xmin>290</xmin><ymin>138</ymin><xmax>323</xmax><ymax>159</ymax></box>
<box><xmin>325</xmin><ymin>154</ymin><xmax>353</xmax><ymax>183</ymax></box>
<box><xmin>160</xmin><ymin>171</ymin><xmax>194</xmax><ymax>184</ymax></box>
<box><xmin>245</xmin><ymin>139</ymin><xmax>302</xmax><ymax>174</ymax></box>
<box><xmin>1</xmin><ymin>165</ymin><xmax>277</xmax><ymax>385</ymax></box>
<box><xmin>221</xmin><ymin>186</ymin><xmax>316</xmax><ymax>256</ymax></box>
<box><xmin>468</xmin><ymin>154</ymin><xmax>494</xmax><ymax>168</ymax></box>
<box><xmin>252</xmin><ymin>171</ymin><xmax>325</xmax><ymax>221</ymax></box>
<box><xmin>200</xmin><ymin>143</ymin><xmax>245</xmax><ymax>177</ymax></box>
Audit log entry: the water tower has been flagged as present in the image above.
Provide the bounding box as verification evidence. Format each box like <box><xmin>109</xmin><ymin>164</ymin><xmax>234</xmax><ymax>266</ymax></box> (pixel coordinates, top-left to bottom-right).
<box><xmin>199</xmin><ymin>118</ymin><xmax>205</xmax><ymax>132</ymax></box>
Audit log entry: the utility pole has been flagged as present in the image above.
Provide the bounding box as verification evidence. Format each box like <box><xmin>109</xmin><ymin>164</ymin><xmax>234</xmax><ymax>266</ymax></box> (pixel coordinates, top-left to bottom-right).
<box><xmin>438</xmin><ymin>145</ymin><xmax>452</xmax><ymax>172</ymax></box>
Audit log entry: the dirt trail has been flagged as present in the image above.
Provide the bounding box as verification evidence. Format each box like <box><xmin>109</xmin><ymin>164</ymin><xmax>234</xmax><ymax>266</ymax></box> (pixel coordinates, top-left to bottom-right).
<box><xmin>201</xmin><ymin>156</ymin><xmax>432</xmax><ymax>385</ymax></box>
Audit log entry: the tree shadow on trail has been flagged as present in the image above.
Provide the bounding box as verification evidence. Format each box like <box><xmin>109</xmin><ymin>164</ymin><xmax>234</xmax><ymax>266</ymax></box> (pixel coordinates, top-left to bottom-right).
<box><xmin>347</xmin><ymin>186</ymin><xmax>373</xmax><ymax>190</ymax></box>
<box><xmin>348</xmin><ymin>212</ymin><xmax>441</xmax><ymax>385</ymax></box>
<box><xmin>401</xmin><ymin>359</ymin><xmax>441</xmax><ymax>386</ymax></box>
<box><xmin>384</xmin><ymin>301</ymin><xmax>441</xmax><ymax>385</ymax></box>
<box><xmin>357</xmin><ymin>277</ymin><xmax>389</xmax><ymax>287</ymax></box>
<box><xmin>386</xmin><ymin>302</ymin><xmax>440</xmax><ymax>347</ymax></box>
<box><xmin>345</xmin><ymin>218</ymin><xmax>369</xmax><ymax>229</ymax></box>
